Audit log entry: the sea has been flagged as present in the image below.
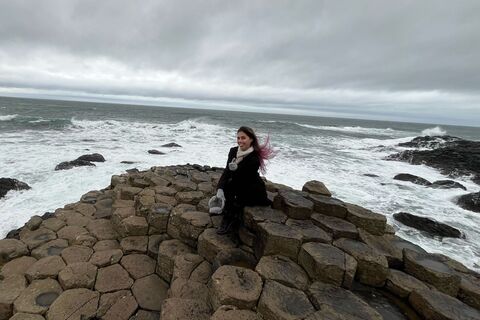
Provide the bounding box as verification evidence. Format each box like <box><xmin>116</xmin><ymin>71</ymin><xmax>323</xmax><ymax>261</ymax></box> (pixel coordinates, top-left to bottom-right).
<box><xmin>1</xmin><ymin>96</ymin><xmax>479</xmax><ymax>270</ymax></box>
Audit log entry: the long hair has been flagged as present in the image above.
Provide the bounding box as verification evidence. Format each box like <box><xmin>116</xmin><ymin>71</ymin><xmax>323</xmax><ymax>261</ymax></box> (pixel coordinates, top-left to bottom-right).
<box><xmin>237</xmin><ymin>126</ymin><xmax>276</xmax><ymax>174</ymax></box>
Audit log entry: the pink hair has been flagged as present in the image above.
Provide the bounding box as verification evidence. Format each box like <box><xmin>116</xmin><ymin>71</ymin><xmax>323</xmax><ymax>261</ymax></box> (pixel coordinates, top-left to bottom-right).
<box><xmin>258</xmin><ymin>134</ymin><xmax>276</xmax><ymax>174</ymax></box>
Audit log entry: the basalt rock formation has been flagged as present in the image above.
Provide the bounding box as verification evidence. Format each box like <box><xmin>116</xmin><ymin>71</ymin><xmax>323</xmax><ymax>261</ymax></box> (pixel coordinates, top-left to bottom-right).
<box><xmin>386</xmin><ymin>136</ymin><xmax>480</xmax><ymax>184</ymax></box>
<box><xmin>1</xmin><ymin>164</ymin><xmax>479</xmax><ymax>320</ymax></box>
<box><xmin>0</xmin><ymin>178</ymin><xmax>31</xmax><ymax>199</ymax></box>
<box><xmin>55</xmin><ymin>153</ymin><xmax>106</xmax><ymax>171</ymax></box>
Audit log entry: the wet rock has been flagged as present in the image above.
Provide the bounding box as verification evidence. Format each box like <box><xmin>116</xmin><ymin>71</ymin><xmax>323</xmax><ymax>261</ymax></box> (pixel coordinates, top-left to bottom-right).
<box><xmin>308</xmin><ymin>194</ymin><xmax>347</xmax><ymax>218</ymax></box>
<box><xmin>120</xmin><ymin>236</ymin><xmax>148</xmax><ymax>254</ymax></box>
<box><xmin>409</xmin><ymin>287</ymin><xmax>480</xmax><ymax>320</ymax></box>
<box><xmin>404</xmin><ymin>249</ymin><xmax>461</xmax><ymax>296</ymax></box>
<box><xmin>55</xmin><ymin>159</ymin><xmax>95</xmax><ymax>171</ymax></box>
<box><xmin>25</xmin><ymin>256</ymin><xmax>66</xmax><ymax>282</ymax></box>
<box><xmin>76</xmin><ymin>153</ymin><xmax>105</xmax><ymax>162</ymax></box>
<box><xmin>298</xmin><ymin>242</ymin><xmax>356</xmax><ymax>288</ymax></box>
<box><xmin>0</xmin><ymin>274</ymin><xmax>27</xmax><ymax>319</ymax></box>
<box><xmin>156</xmin><ymin>239</ymin><xmax>194</xmax><ymax>283</ymax></box>
<box><xmin>120</xmin><ymin>254</ymin><xmax>156</xmax><ymax>279</ymax></box>
<box><xmin>243</xmin><ymin>206</ymin><xmax>287</xmax><ymax>232</ymax></box>
<box><xmin>388</xmin><ymin>136</ymin><xmax>480</xmax><ymax>179</ymax></box>
<box><xmin>257</xmin><ymin>280</ymin><xmax>315</xmax><ymax>320</ymax></box>
<box><xmin>160</xmin><ymin>298</ymin><xmax>210</xmax><ymax>320</ymax></box>
<box><xmin>209</xmin><ymin>265</ymin><xmax>263</xmax><ymax>310</ymax></box>
<box><xmin>457</xmin><ymin>192</ymin><xmax>480</xmax><ymax>213</ymax></box>
<box><xmin>393</xmin><ymin>173</ymin><xmax>432</xmax><ymax>186</ymax></box>
<box><xmin>255</xmin><ymin>255</ymin><xmax>309</xmax><ymax>290</ymax></box>
<box><xmin>213</xmin><ymin>248</ymin><xmax>257</xmax><ymax>271</ymax></box>
<box><xmin>274</xmin><ymin>189</ymin><xmax>314</xmax><ymax>219</ymax></box>
<box><xmin>393</xmin><ymin>212</ymin><xmax>463</xmax><ymax>238</ymax></box>
<box><xmin>58</xmin><ymin>262</ymin><xmax>97</xmax><ymax>289</ymax></box>
<box><xmin>148</xmin><ymin>149</ymin><xmax>165</xmax><ymax>155</ymax></box>
<box><xmin>431</xmin><ymin>179</ymin><xmax>467</xmax><ymax>190</ymax></box>
<box><xmin>89</xmin><ymin>249</ymin><xmax>123</xmax><ymax>267</ymax></box>
<box><xmin>19</xmin><ymin>227</ymin><xmax>57</xmax><ymax>250</ymax></box>
<box><xmin>95</xmin><ymin>264</ymin><xmax>134</xmax><ymax>293</ymax></box>
<box><xmin>302</xmin><ymin>180</ymin><xmax>332</xmax><ymax>197</ymax></box>
<box><xmin>0</xmin><ymin>256</ymin><xmax>37</xmax><ymax>279</ymax></box>
<box><xmin>458</xmin><ymin>273</ymin><xmax>480</xmax><ymax>310</ymax></box>
<box><xmin>211</xmin><ymin>305</ymin><xmax>262</xmax><ymax>320</ymax></box>
<box><xmin>197</xmin><ymin>228</ymin><xmax>237</xmax><ymax>263</ymax></box>
<box><xmin>307</xmin><ymin>282</ymin><xmax>382</xmax><ymax>320</ymax></box>
<box><xmin>97</xmin><ymin>290</ymin><xmax>138</xmax><ymax>320</ymax></box>
<box><xmin>132</xmin><ymin>274</ymin><xmax>169</xmax><ymax>311</ymax></box>
<box><xmin>0</xmin><ymin>177</ymin><xmax>31</xmax><ymax>198</ymax></box>
<box><xmin>14</xmin><ymin>278</ymin><xmax>63</xmax><ymax>314</ymax></box>
<box><xmin>254</xmin><ymin>222</ymin><xmax>303</xmax><ymax>260</ymax></box>
<box><xmin>161</xmin><ymin>142</ymin><xmax>182</xmax><ymax>147</ymax></box>
<box><xmin>334</xmin><ymin>238</ymin><xmax>389</xmax><ymax>287</ymax></box>
<box><xmin>31</xmin><ymin>239</ymin><xmax>69</xmax><ymax>259</ymax></box>
<box><xmin>46</xmin><ymin>288</ymin><xmax>99</xmax><ymax>320</ymax></box>
<box><xmin>25</xmin><ymin>216</ymin><xmax>43</xmax><ymax>231</ymax></box>
<box><xmin>311</xmin><ymin>213</ymin><xmax>358</xmax><ymax>239</ymax></box>
<box><xmin>172</xmin><ymin>253</ymin><xmax>212</xmax><ymax>284</ymax></box>
<box><xmin>345</xmin><ymin>203</ymin><xmax>386</xmax><ymax>236</ymax></box>
<box><xmin>385</xmin><ymin>269</ymin><xmax>430</xmax><ymax>298</ymax></box>
<box><xmin>0</xmin><ymin>239</ymin><xmax>29</xmax><ymax>264</ymax></box>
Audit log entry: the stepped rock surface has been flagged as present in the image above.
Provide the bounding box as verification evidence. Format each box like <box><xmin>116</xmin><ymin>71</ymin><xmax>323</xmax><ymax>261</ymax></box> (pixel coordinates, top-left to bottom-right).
<box><xmin>1</xmin><ymin>164</ymin><xmax>479</xmax><ymax>320</ymax></box>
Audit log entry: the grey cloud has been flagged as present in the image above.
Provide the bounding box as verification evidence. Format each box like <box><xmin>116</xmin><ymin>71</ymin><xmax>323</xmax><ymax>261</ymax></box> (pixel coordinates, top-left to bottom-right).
<box><xmin>0</xmin><ymin>0</ymin><xmax>479</xmax><ymax>125</ymax></box>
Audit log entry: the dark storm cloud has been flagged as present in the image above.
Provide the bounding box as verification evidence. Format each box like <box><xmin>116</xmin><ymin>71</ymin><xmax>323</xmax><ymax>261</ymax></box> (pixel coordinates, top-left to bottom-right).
<box><xmin>0</xmin><ymin>0</ymin><xmax>479</xmax><ymax>124</ymax></box>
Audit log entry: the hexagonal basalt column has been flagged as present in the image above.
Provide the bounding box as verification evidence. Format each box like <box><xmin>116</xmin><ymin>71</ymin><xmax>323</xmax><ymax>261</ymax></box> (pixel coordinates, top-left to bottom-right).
<box><xmin>298</xmin><ymin>242</ymin><xmax>356</xmax><ymax>288</ymax></box>
<box><xmin>156</xmin><ymin>239</ymin><xmax>194</xmax><ymax>283</ymax></box>
<box><xmin>14</xmin><ymin>278</ymin><xmax>63</xmax><ymax>315</ymax></box>
<box><xmin>209</xmin><ymin>265</ymin><xmax>263</xmax><ymax>310</ymax></box>
<box><xmin>257</xmin><ymin>280</ymin><xmax>315</xmax><ymax>320</ymax></box>
<box><xmin>308</xmin><ymin>194</ymin><xmax>347</xmax><ymax>218</ymax></box>
<box><xmin>311</xmin><ymin>213</ymin><xmax>358</xmax><ymax>239</ymax></box>
<box><xmin>46</xmin><ymin>288</ymin><xmax>99</xmax><ymax>320</ymax></box>
<box><xmin>404</xmin><ymin>249</ymin><xmax>461</xmax><ymax>296</ymax></box>
<box><xmin>197</xmin><ymin>228</ymin><xmax>237</xmax><ymax>263</ymax></box>
<box><xmin>254</xmin><ymin>222</ymin><xmax>303</xmax><ymax>260</ymax></box>
<box><xmin>345</xmin><ymin>203</ymin><xmax>386</xmax><ymax>236</ymax></box>
<box><xmin>333</xmin><ymin>238</ymin><xmax>388</xmax><ymax>287</ymax></box>
<box><xmin>273</xmin><ymin>189</ymin><xmax>314</xmax><ymax>219</ymax></box>
<box><xmin>243</xmin><ymin>206</ymin><xmax>287</xmax><ymax>232</ymax></box>
<box><xmin>167</xmin><ymin>209</ymin><xmax>211</xmax><ymax>247</ymax></box>
<box><xmin>255</xmin><ymin>255</ymin><xmax>309</xmax><ymax>291</ymax></box>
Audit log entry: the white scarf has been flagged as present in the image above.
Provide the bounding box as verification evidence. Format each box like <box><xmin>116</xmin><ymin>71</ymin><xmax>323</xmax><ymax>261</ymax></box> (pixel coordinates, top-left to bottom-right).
<box><xmin>235</xmin><ymin>146</ymin><xmax>254</xmax><ymax>164</ymax></box>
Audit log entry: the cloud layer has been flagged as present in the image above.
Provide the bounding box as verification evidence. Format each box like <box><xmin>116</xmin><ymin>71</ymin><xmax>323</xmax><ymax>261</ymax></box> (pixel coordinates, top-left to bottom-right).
<box><xmin>0</xmin><ymin>0</ymin><xmax>479</xmax><ymax>125</ymax></box>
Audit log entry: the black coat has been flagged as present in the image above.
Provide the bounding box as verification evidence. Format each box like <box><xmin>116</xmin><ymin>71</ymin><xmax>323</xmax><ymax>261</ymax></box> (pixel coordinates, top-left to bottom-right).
<box><xmin>217</xmin><ymin>146</ymin><xmax>271</xmax><ymax>207</ymax></box>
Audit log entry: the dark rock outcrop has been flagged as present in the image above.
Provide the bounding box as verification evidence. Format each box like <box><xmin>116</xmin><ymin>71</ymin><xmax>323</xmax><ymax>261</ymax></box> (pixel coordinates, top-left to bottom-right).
<box><xmin>393</xmin><ymin>212</ymin><xmax>463</xmax><ymax>238</ymax></box>
<box><xmin>161</xmin><ymin>143</ymin><xmax>182</xmax><ymax>148</ymax></box>
<box><xmin>0</xmin><ymin>178</ymin><xmax>31</xmax><ymax>198</ymax></box>
<box><xmin>430</xmin><ymin>180</ymin><xmax>467</xmax><ymax>190</ymax></box>
<box><xmin>148</xmin><ymin>150</ymin><xmax>165</xmax><ymax>155</ymax></box>
<box><xmin>55</xmin><ymin>159</ymin><xmax>95</xmax><ymax>171</ymax></box>
<box><xmin>456</xmin><ymin>192</ymin><xmax>480</xmax><ymax>213</ymax></box>
<box><xmin>393</xmin><ymin>174</ymin><xmax>431</xmax><ymax>186</ymax></box>
<box><xmin>387</xmin><ymin>136</ymin><xmax>480</xmax><ymax>184</ymax></box>
<box><xmin>76</xmin><ymin>153</ymin><xmax>105</xmax><ymax>162</ymax></box>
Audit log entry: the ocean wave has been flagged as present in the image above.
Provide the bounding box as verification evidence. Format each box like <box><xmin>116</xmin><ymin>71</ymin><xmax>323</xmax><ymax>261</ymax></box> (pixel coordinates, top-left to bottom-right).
<box><xmin>295</xmin><ymin>123</ymin><xmax>402</xmax><ymax>136</ymax></box>
<box><xmin>0</xmin><ymin>114</ymin><xmax>18</xmax><ymax>121</ymax></box>
<box><xmin>421</xmin><ymin>126</ymin><xmax>447</xmax><ymax>136</ymax></box>
<box><xmin>28</xmin><ymin>119</ymin><xmax>51</xmax><ymax>124</ymax></box>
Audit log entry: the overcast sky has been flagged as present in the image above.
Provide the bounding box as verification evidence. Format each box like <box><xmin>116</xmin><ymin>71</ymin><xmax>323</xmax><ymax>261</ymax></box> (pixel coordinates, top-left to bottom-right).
<box><xmin>0</xmin><ymin>0</ymin><xmax>479</xmax><ymax>125</ymax></box>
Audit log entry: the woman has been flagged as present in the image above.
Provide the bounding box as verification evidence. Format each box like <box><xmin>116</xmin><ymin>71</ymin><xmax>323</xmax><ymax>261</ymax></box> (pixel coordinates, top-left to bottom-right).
<box><xmin>213</xmin><ymin>126</ymin><xmax>274</xmax><ymax>235</ymax></box>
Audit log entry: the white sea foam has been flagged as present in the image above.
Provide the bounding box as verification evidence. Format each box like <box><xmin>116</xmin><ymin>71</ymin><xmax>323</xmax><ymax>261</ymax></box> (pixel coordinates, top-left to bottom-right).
<box><xmin>421</xmin><ymin>126</ymin><xmax>447</xmax><ymax>136</ymax></box>
<box><xmin>295</xmin><ymin>123</ymin><xmax>403</xmax><ymax>136</ymax></box>
<box><xmin>1</xmin><ymin>117</ymin><xmax>479</xmax><ymax>271</ymax></box>
<box><xmin>0</xmin><ymin>114</ymin><xmax>18</xmax><ymax>121</ymax></box>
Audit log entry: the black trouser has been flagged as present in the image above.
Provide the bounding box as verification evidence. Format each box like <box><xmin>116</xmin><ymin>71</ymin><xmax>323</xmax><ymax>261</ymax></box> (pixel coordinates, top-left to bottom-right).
<box><xmin>223</xmin><ymin>183</ymin><xmax>244</xmax><ymax>224</ymax></box>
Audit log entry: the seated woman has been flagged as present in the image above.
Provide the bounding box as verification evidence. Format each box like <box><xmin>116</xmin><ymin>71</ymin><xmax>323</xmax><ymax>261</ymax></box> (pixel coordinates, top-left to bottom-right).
<box><xmin>214</xmin><ymin>126</ymin><xmax>274</xmax><ymax>235</ymax></box>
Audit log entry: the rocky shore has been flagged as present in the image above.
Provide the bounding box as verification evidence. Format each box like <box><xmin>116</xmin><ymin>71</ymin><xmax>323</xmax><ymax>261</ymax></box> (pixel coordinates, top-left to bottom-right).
<box><xmin>1</xmin><ymin>164</ymin><xmax>479</xmax><ymax>320</ymax></box>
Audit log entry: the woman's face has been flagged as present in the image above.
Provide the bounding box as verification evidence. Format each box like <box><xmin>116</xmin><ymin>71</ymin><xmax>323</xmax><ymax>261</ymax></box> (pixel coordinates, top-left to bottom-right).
<box><xmin>237</xmin><ymin>131</ymin><xmax>253</xmax><ymax>151</ymax></box>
